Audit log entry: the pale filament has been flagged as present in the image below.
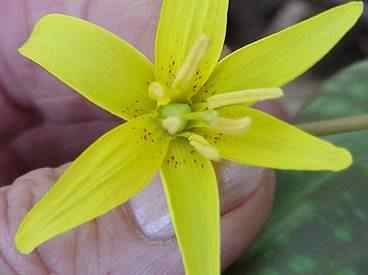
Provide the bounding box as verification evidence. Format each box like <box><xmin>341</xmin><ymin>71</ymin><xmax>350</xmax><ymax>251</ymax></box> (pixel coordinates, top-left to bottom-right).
<box><xmin>172</xmin><ymin>35</ymin><xmax>210</xmax><ymax>93</ymax></box>
<box><xmin>207</xmin><ymin>88</ymin><xmax>284</xmax><ymax>109</ymax></box>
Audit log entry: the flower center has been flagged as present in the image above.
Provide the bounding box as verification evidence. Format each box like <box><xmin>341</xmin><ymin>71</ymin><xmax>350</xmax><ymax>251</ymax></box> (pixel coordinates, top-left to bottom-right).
<box><xmin>159</xmin><ymin>103</ymin><xmax>192</xmax><ymax>135</ymax></box>
<box><xmin>159</xmin><ymin>103</ymin><xmax>253</xmax><ymax>136</ymax></box>
<box><xmin>157</xmin><ymin>103</ymin><xmax>253</xmax><ymax>160</ymax></box>
<box><xmin>148</xmin><ymin>35</ymin><xmax>284</xmax><ymax>161</ymax></box>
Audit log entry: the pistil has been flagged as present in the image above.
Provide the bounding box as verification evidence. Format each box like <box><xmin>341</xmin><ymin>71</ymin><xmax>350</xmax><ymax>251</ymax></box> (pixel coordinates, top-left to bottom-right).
<box><xmin>159</xmin><ymin>103</ymin><xmax>192</xmax><ymax>135</ymax></box>
<box><xmin>162</xmin><ymin>117</ymin><xmax>187</xmax><ymax>135</ymax></box>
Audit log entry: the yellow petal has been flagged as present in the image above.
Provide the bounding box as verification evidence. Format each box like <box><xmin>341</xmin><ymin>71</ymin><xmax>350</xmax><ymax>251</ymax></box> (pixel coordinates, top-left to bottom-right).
<box><xmin>15</xmin><ymin>116</ymin><xmax>170</xmax><ymax>254</ymax></box>
<box><xmin>155</xmin><ymin>0</ymin><xmax>228</xmax><ymax>98</ymax></box>
<box><xmin>161</xmin><ymin>139</ymin><xmax>220</xmax><ymax>275</ymax></box>
<box><xmin>19</xmin><ymin>14</ymin><xmax>155</xmax><ymax>120</ymax></box>
<box><xmin>194</xmin><ymin>2</ymin><xmax>363</xmax><ymax>102</ymax></box>
<box><xmin>196</xmin><ymin>106</ymin><xmax>352</xmax><ymax>171</ymax></box>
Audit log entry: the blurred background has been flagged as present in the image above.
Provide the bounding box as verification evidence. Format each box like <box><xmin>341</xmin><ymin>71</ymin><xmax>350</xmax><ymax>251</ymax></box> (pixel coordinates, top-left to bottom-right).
<box><xmin>226</xmin><ymin>0</ymin><xmax>368</xmax><ymax>116</ymax></box>
<box><xmin>224</xmin><ymin>2</ymin><xmax>368</xmax><ymax>275</ymax></box>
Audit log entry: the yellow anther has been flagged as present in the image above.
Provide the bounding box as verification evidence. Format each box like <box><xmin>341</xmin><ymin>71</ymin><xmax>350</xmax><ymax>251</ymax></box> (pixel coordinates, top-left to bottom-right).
<box><xmin>210</xmin><ymin>117</ymin><xmax>252</xmax><ymax>135</ymax></box>
<box><xmin>207</xmin><ymin>88</ymin><xmax>284</xmax><ymax>109</ymax></box>
<box><xmin>188</xmin><ymin>134</ymin><xmax>221</xmax><ymax>161</ymax></box>
<box><xmin>148</xmin><ymin>82</ymin><xmax>171</xmax><ymax>105</ymax></box>
<box><xmin>173</xmin><ymin>34</ymin><xmax>210</xmax><ymax>92</ymax></box>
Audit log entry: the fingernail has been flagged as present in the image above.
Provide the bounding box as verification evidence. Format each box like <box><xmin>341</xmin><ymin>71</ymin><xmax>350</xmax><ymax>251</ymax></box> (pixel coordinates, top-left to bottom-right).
<box><xmin>216</xmin><ymin>160</ymin><xmax>267</xmax><ymax>214</ymax></box>
<box><xmin>128</xmin><ymin>174</ymin><xmax>174</xmax><ymax>241</ymax></box>
<box><xmin>128</xmin><ymin>162</ymin><xmax>268</xmax><ymax>241</ymax></box>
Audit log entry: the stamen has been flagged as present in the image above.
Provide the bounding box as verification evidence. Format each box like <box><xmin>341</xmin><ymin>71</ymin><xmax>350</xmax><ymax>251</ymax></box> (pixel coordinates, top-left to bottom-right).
<box><xmin>149</xmin><ymin>82</ymin><xmax>171</xmax><ymax>105</ymax></box>
<box><xmin>207</xmin><ymin>88</ymin><xmax>284</xmax><ymax>109</ymax></box>
<box><xmin>210</xmin><ymin>117</ymin><xmax>252</xmax><ymax>135</ymax></box>
<box><xmin>173</xmin><ymin>34</ymin><xmax>210</xmax><ymax>93</ymax></box>
<box><xmin>187</xmin><ymin>133</ymin><xmax>221</xmax><ymax>161</ymax></box>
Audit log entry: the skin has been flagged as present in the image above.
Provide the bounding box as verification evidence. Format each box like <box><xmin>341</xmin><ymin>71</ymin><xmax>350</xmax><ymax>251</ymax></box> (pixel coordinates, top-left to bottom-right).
<box><xmin>0</xmin><ymin>1</ymin><xmax>285</xmax><ymax>274</ymax></box>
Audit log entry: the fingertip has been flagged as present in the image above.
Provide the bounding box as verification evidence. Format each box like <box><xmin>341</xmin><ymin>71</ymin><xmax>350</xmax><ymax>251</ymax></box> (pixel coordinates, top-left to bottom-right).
<box><xmin>221</xmin><ymin>170</ymin><xmax>275</xmax><ymax>269</ymax></box>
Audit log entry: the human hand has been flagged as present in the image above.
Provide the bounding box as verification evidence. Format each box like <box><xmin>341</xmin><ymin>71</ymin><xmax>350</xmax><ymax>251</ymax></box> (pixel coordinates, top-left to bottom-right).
<box><xmin>0</xmin><ymin>1</ymin><xmax>278</xmax><ymax>274</ymax></box>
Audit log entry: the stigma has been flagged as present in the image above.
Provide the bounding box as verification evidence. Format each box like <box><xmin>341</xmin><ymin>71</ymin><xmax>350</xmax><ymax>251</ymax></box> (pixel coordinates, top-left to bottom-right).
<box><xmin>159</xmin><ymin>103</ymin><xmax>192</xmax><ymax>135</ymax></box>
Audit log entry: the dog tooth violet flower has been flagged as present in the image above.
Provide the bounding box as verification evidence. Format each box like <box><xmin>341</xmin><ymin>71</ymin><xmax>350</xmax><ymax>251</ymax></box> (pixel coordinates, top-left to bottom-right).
<box><xmin>15</xmin><ymin>1</ymin><xmax>363</xmax><ymax>275</ymax></box>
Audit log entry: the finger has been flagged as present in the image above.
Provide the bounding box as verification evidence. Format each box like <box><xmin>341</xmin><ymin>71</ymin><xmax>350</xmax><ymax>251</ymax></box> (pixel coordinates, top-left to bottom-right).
<box><xmin>129</xmin><ymin>164</ymin><xmax>275</xmax><ymax>270</ymax></box>
<box><xmin>221</xmin><ymin>170</ymin><xmax>275</xmax><ymax>267</ymax></box>
<box><xmin>0</xmin><ymin>1</ymin><xmax>163</xmax><ymax>185</ymax></box>
<box><xmin>0</xmin><ymin>161</ymin><xmax>274</xmax><ymax>274</ymax></box>
<box><xmin>1</xmin><ymin>0</ymin><xmax>160</xmax><ymax>99</ymax></box>
<box><xmin>0</xmin><ymin>101</ymin><xmax>283</xmax><ymax>274</ymax></box>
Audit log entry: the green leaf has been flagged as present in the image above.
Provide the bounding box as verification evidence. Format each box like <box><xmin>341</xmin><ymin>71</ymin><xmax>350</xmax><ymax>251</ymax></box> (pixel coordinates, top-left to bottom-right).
<box><xmin>300</xmin><ymin>60</ymin><xmax>368</xmax><ymax>121</ymax></box>
<box><xmin>225</xmin><ymin>60</ymin><xmax>368</xmax><ymax>275</ymax></box>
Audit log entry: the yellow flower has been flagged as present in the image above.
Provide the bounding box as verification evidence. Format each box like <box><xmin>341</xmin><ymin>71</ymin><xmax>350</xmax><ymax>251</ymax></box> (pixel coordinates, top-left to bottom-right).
<box><xmin>15</xmin><ymin>1</ymin><xmax>363</xmax><ymax>274</ymax></box>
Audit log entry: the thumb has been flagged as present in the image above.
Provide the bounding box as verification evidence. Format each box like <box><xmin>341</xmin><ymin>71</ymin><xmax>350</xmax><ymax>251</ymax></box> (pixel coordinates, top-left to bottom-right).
<box><xmin>0</xmin><ymin>163</ymin><xmax>274</xmax><ymax>275</ymax></box>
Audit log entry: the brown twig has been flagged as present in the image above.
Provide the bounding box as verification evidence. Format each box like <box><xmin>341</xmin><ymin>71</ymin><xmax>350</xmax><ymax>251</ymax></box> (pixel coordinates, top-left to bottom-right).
<box><xmin>298</xmin><ymin>115</ymin><xmax>368</xmax><ymax>136</ymax></box>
